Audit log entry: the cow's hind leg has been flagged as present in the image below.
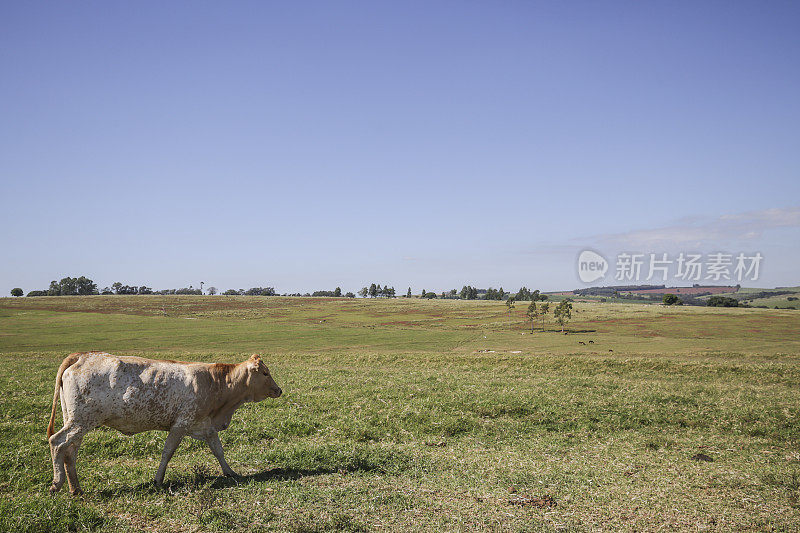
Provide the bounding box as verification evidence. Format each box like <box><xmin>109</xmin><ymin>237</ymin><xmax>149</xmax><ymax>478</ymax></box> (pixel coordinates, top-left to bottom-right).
<box><xmin>64</xmin><ymin>433</ymin><xmax>86</xmax><ymax>495</ymax></box>
<box><xmin>49</xmin><ymin>424</ymin><xmax>87</xmax><ymax>494</ymax></box>
<box><xmin>154</xmin><ymin>428</ymin><xmax>185</xmax><ymax>486</ymax></box>
<box><xmin>205</xmin><ymin>432</ymin><xmax>238</xmax><ymax>478</ymax></box>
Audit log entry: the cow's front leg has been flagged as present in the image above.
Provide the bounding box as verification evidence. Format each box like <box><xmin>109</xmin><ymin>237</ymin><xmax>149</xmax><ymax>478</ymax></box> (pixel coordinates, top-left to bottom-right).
<box><xmin>154</xmin><ymin>427</ymin><xmax>185</xmax><ymax>486</ymax></box>
<box><xmin>205</xmin><ymin>432</ymin><xmax>238</xmax><ymax>478</ymax></box>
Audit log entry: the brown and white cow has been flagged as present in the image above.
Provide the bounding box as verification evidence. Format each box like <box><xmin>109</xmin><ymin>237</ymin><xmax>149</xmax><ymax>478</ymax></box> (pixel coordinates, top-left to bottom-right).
<box><xmin>47</xmin><ymin>351</ymin><xmax>282</xmax><ymax>495</ymax></box>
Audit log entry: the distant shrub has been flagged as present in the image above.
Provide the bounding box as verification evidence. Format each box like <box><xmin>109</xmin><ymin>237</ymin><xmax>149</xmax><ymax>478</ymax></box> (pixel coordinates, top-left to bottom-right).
<box><xmin>663</xmin><ymin>293</ymin><xmax>681</xmax><ymax>306</ymax></box>
<box><xmin>26</xmin><ymin>290</ymin><xmax>47</xmax><ymax>297</ymax></box>
<box><xmin>244</xmin><ymin>287</ymin><xmax>276</xmax><ymax>296</ymax></box>
<box><xmin>174</xmin><ymin>287</ymin><xmax>203</xmax><ymax>295</ymax></box>
<box><xmin>10</xmin><ymin>288</ymin><xmax>23</xmax><ymax>297</ymax></box>
<box><xmin>707</xmin><ymin>296</ymin><xmax>739</xmax><ymax>307</ymax></box>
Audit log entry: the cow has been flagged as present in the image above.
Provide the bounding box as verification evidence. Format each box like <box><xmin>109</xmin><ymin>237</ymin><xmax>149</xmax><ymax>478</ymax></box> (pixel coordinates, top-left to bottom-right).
<box><xmin>47</xmin><ymin>351</ymin><xmax>282</xmax><ymax>495</ymax></box>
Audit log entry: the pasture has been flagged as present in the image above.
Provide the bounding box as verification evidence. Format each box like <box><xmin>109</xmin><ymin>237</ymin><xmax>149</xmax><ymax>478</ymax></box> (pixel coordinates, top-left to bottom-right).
<box><xmin>1</xmin><ymin>296</ymin><xmax>799</xmax><ymax>531</ymax></box>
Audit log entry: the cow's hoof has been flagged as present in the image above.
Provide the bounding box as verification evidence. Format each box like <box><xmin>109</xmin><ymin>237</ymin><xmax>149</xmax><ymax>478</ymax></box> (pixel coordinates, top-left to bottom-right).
<box><xmin>70</xmin><ymin>488</ymin><xmax>84</xmax><ymax>497</ymax></box>
<box><xmin>49</xmin><ymin>484</ymin><xmax>60</xmax><ymax>494</ymax></box>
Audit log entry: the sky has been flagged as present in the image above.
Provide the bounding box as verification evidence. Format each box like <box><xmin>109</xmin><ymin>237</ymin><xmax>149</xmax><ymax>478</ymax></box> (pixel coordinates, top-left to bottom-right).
<box><xmin>1</xmin><ymin>1</ymin><xmax>799</xmax><ymax>295</ymax></box>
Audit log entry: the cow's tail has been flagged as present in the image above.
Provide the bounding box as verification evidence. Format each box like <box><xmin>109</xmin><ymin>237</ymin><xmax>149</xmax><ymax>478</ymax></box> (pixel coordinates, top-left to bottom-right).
<box><xmin>47</xmin><ymin>353</ymin><xmax>80</xmax><ymax>439</ymax></box>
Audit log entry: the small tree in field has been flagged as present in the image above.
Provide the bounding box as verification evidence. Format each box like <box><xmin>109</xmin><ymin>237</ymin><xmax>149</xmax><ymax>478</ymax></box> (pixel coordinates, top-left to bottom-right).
<box><xmin>11</xmin><ymin>288</ymin><xmax>23</xmax><ymax>297</ymax></box>
<box><xmin>526</xmin><ymin>300</ymin><xmax>539</xmax><ymax>332</ymax></box>
<box><xmin>207</xmin><ymin>286</ymin><xmax>218</xmax><ymax>295</ymax></box>
<box><xmin>539</xmin><ymin>302</ymin><xmax>550</xmax><ymax>330</ymax></box>
<box><xmin>663</xmin><ymin>293</ymin><xmax>680</xmax><ymax>305</ymax></box>
<box><xmin>506</xmin><ymin>297</ymin><xmax>515</xmax><ymax>316</ymax></box>
<box><xmin>553</xmin><ymin>299</ymin><xmax>572</xmax><ymax>332</ymax></box>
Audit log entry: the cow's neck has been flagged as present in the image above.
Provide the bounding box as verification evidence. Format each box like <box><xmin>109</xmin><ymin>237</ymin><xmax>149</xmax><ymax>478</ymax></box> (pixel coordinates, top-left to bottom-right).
<box><xmin>208</xmin><ymin>365</ymin><xmax>252</xmax><ymax>426</ymax></box>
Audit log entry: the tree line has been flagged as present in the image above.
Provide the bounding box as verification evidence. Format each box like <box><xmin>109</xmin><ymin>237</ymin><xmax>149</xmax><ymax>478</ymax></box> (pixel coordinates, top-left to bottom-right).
<box><xmin>413</xmin><ymin>286</ymin><xmax>550</xmax><ymax>301</ymax></box>
<box><xmin>11</xmin><ymin>276</ymin><xmax>552</xmax><ymax>303</ymax></box>
<box><xmin>11</xmin><ymin>276</ymin><xmax>362</xmax><ymax>298</ymax></box>
<box><xmin>358</xmin><ymin>284</ymin><xmax>396</xmax><ymax>298</ymax></box>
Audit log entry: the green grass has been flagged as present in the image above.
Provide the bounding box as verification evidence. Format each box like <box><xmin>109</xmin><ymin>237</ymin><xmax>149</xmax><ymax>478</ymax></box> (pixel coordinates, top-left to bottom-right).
<box><xmin>1</xmin><ymin>296</ymin><xmax>799</xmax><ymax>531</ymax></box>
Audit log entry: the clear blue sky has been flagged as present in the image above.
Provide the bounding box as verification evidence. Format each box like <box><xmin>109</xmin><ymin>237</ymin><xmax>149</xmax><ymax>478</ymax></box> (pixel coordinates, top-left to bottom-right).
<box><xmin>2</xmin><ymin>1</ymin><xmax>799</xmax><ymax>294</ymax></box>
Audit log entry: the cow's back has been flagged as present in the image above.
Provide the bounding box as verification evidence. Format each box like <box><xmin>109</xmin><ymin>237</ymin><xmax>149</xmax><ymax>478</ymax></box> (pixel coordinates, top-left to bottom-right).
<box><xmin>61</xmin><ymin>353</ymin><xmax>204</xmax><ymax>435</ymax></box>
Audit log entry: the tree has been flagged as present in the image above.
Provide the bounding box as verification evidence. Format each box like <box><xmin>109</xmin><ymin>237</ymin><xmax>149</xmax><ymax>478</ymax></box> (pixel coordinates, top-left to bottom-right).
<box><xmin>407</xmin><ymin>287</ymin><xmax>412</xmax><ymax>298</ymax></box>
<box><xmin>526</xmin><ymin>300</ymin><xmax>539</xmax><ymax>332</ymax></box>
<box><xmin>358</xmin><ymin>287</ymin><xmax>368</xmax><ymax>298</ymax></box>
<box><xmin>345</xmin><ymin>292</ymin><xmax>355</xmax><ymax>298</ymax></box>
<box><xmin>484</xmin><ymin>288</ymin><xmax>503</xmax><ymax>300</ymax></box>
<box><xmin>707</xmin><ymin>296</ymin><xmax>739</xmax><ymax>307</ymax></box>
<box><xmin>47</xmin><ymin>280</ymin><xmax>60</xmax><ymax>296</ymax></box>
<box><xmin>506</xmin><ymin>297</ymin><xmax>515</xmax><ymax>315</ymax></box>
<box><xmin>76</xmin><ymin>276</ymin><xmax>98</xmax><ymax>295</ymax></box>
<box><xmin>10</xmin><ymin>288</ymin><xmax>23</xmax><ymax>297</ymax></box>
<box><xmin>540</xmin><ymin>302</ymin><xmax>550</xmax><ymax>330</ymax></box>
<box><xmin>111</xmin><ymin>282</ymin><xmax>123</xmax><ymax>295</ymax></box>
<box><xmin>27</xmin><ymin>290</ymin><xmax>47</xmax><ymax>297</ymax></box>
<box><xmin>421</xmin><ymin>289</ymin><xmax>426</xmax><ymax>298</ymax></box>
<box><xmin>553</xmin><ymin>299</ymin><xmax>573</xmax><ymax>332</ymax></box>
<box><xmin>223</xmin><ymin>289</ymin><xmax>240</xmax><ymax>296</ymax></box>
<box><xmin>207</xmin><ymin>286</ymin><xmax>218</xmax><ymax>295</ymax></box>
<box><xmin>244</xmin><ymin>287</ymin><xmax>276</xmax><ymax>296</ymax></box>
<box><xmin>369</xmin><ymin>283</ymin><xmax>378</xmax><ymax>298</ymax></box>
<box><xmin>663</xmin><ymin>293</ymin><xmax>681</xmax><ymax>306</ymax></box>
<box><xmin>459</xmin><ymin>285</ymin><xmax>479</xmax><ymax>300</ymax></box>
<box><xmin>334</xmin><ymin>287</ymin><xmax>342</xmax><ymax>297</ymax></box>
<box><xmin>58</xmin><ymin>277</ymin><xmax>79</xmax><ymax>295</ymax></box>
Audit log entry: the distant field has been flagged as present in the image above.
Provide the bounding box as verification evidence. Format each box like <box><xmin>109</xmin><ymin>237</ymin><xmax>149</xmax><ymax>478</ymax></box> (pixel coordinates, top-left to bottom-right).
<box><xmin>623</xmin><ymin>286</ymin><xmax>738</xmax><ymax>296</ymax></box>
<box><xmin>696</xmin><ymin>286</ymin><xmax>800</xmax><ymax>309</ymax></box>
<box><xmin>1</xmin><ymin>296</ymin><xmax>799</xmax><ymax>531</ymax></box>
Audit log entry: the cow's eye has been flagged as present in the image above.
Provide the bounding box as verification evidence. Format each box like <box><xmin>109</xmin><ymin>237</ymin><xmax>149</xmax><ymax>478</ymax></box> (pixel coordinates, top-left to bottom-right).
<box><xmin>263</xmin><ymin>372</ymin><xmax>269</xmax><ymax>377</ymax></box>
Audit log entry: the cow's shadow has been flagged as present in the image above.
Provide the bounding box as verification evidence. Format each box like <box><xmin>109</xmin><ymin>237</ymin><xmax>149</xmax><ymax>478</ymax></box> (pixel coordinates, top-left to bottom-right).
<box><xmin>97</xmin><ymin>466</ymin><xmax>339</xmax><ymax>497</ymax></box>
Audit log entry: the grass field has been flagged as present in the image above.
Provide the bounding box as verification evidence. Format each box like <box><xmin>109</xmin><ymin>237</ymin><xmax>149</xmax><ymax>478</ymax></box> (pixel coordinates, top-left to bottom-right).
<box><xmin>1</xmin><ymin>296</ymin><xmax>799</xmax><ymax>531</ymax></box>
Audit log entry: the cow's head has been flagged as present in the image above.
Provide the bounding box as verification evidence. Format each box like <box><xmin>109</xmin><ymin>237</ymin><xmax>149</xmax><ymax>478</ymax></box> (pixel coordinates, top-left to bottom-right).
<box><xmin>246</xmin><ymin>354</ymin><xmax>282</xmax><ymax>400</ymax></box>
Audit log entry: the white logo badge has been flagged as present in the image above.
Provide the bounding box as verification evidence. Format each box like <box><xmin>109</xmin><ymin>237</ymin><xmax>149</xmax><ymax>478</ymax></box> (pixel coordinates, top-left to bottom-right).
<box><xmin>577</xmin><ymin>250</ymin><xmax>608</xmax><ymax>283</ymax></box>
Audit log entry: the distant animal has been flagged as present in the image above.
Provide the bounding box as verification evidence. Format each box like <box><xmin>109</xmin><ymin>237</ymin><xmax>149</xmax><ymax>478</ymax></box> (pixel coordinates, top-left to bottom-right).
<box><xmin>609</xmin><ymin>349</ymin><xmax>613</xmax><ymax>352</ymax></box>
<box><xmin>578</xmin><ymin>341</ymin><xmax>586</xmax><ymax>345</ymax></box>
<box><xmin>47</xmin><ymin>352</ymin><xmax>282</xmax><ymax>495</ymax></box>
<box><xmin>588</xmin><ymin>340</ymin><xmax>594</xmax><ymax>344</ymax></box>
